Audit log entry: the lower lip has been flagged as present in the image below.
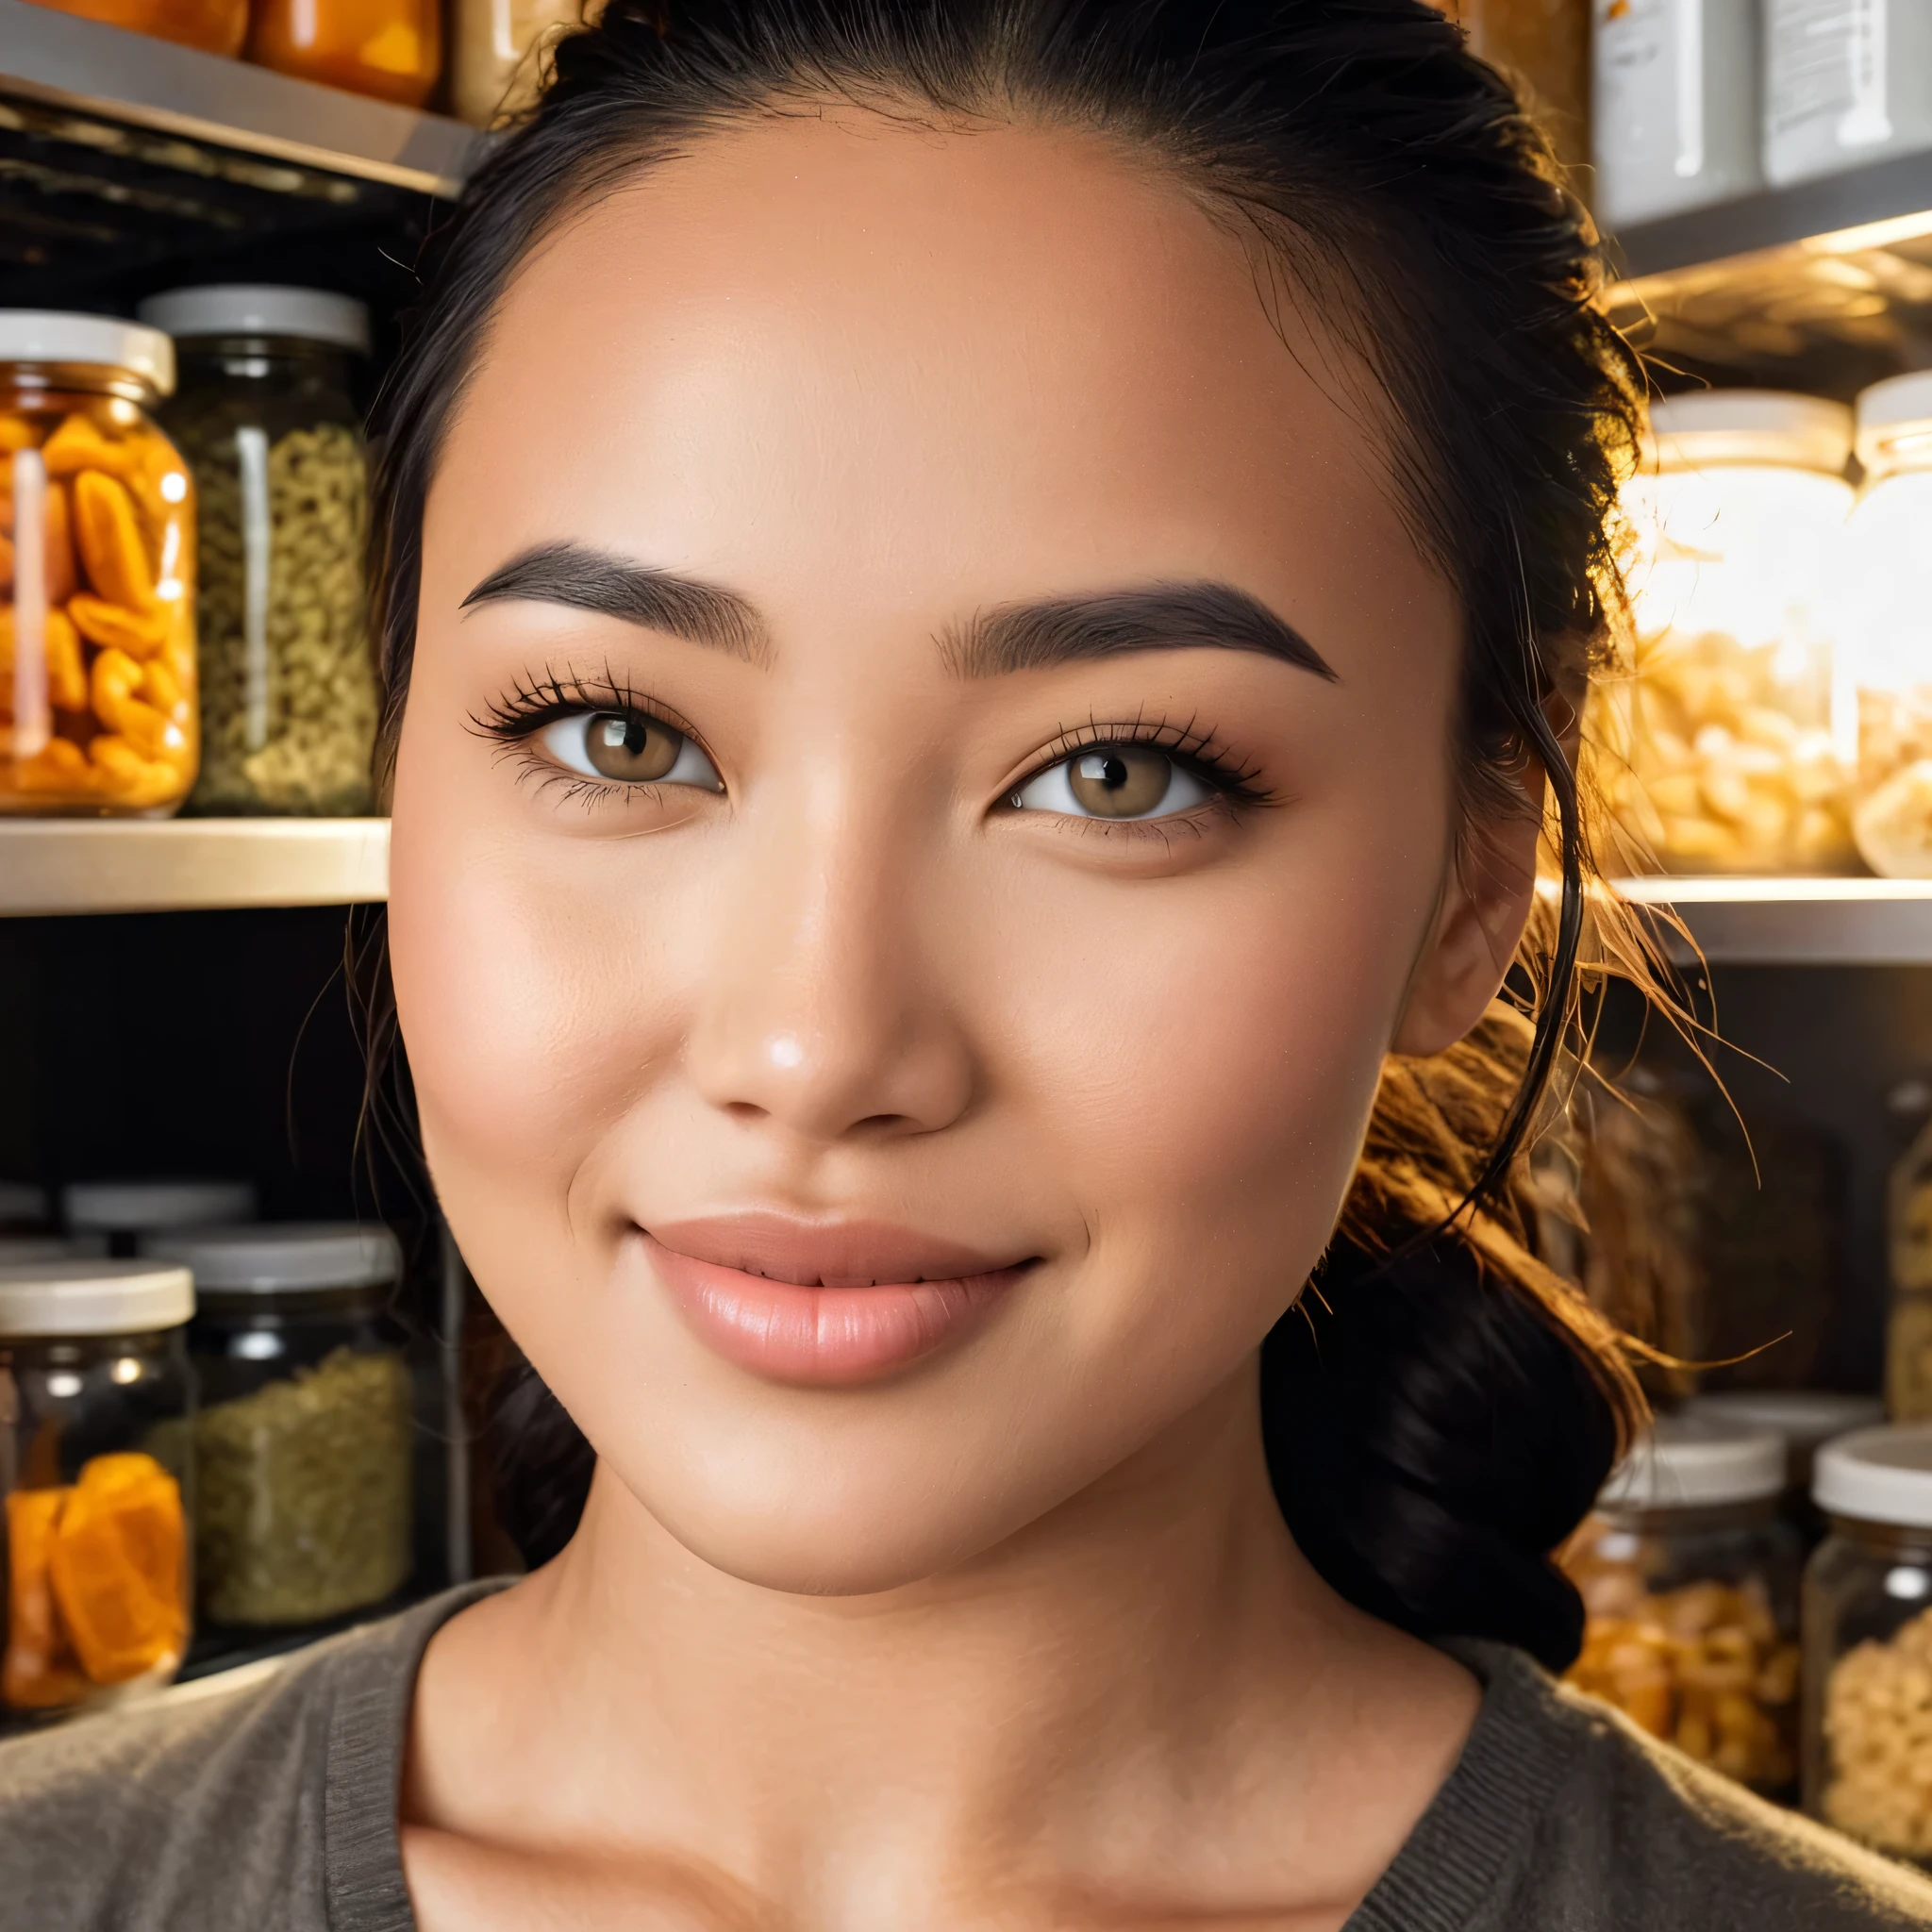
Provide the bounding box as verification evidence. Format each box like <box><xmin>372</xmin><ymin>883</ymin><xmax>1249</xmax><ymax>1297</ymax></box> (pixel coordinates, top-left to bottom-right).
<box><xmin>644</xmin><ymin>1235</ymin><xmax>1024</xmax><ymax>1385</ymax></box>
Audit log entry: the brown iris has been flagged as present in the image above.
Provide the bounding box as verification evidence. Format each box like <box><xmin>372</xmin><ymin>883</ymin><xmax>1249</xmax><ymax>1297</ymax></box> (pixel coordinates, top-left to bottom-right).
<box><xmin>584</xmin><ymin>712</ymin><xmax>685</xmax><ymax>782</ymax></box>
<box><xmin>1068</xmin><ymin>746</ymin><xmax>1174</xmax><ymax>818</ymax></box>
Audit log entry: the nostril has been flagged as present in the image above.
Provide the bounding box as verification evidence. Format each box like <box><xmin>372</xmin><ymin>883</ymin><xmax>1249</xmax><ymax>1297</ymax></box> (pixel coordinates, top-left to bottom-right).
<box><xmin>723</xmin><ymin>1100</ymin><xmax>769</xmax><ymax>1124</ymax></box>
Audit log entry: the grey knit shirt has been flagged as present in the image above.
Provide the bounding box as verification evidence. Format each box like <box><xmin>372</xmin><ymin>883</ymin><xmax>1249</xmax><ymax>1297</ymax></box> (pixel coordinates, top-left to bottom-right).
<box><xmin>1</xmin><ymin>1581</ymin><xmax>1930</xmax><ymax>1929</ymax></box>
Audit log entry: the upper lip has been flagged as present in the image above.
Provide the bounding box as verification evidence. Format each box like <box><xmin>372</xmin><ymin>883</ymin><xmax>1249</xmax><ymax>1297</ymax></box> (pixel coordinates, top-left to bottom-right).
<box><xmin>643</xmin><ymin>1214</ymin><xmax>1032</xmax><ymax>1289</ymax></box>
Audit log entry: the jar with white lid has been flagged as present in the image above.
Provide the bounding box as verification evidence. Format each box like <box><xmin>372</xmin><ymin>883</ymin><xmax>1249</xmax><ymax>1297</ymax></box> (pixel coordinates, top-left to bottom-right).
<box><xmin>1681</xmin><ymin>1390</ymin><xmax>1887</xmax><ymax>1541</ymax></box>
<box><xmin>1563</xmin><ymin>1417</ymin><xmax>1803</xmax><ymax>1793</ymax></box>
<box><xmin>1807</xmin><ymin>1425</ymin><xmax>1932</xmax><ymax>1860</ymax></box>
<box><xmin>62</xmin><ymin>1177</ymin><xmax>257</xmax><ymax>1260</ymax></box>
<box><xmin>1599</xmin><ymin>391</ymin><xmax>1857</xmax><ymax>875</ymax></box>
<box><xmin>1836</xmin><ymin>372</ymin><xmax>1932</xmax><ymax>876</ymax></box>
<box><xmin>0</xmin><ymin>313</ymin><xmax>197</xmax><ymax>817</ymax></box>
<box><xmin>138</xmin><ymin>287</ymin><xmax>377</xmax><ymax>818</ymax></box>
<box><xmin>0</xmin><ymin>1259</ymin><xmax>194</xmax><ymax>1725</ymax></box>
<box><xmin>1765</xmin><ymin>0</ymin><xmax>1932</xmax><ymax>187</ymax></box>
<box><xmin>0</xmin><ymin>1184</ymin><xmax>49</xmax><ymax>1235</ymax></box>
<box><xmin>142</xmin><ymin>1224</ymin><xmax>412</xmax><ymax>1631</ymax></box>
<box><xmin>1591</xmin><ymin>0</ymin><xmax>1760</xmax><ymax>228</ymax></box>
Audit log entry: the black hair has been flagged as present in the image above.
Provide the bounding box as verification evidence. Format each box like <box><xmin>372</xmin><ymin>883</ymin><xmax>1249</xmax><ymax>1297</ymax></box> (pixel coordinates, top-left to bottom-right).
<box><xmin>366</xmin><ymin>0</ymin><xmax>1657</xmax><ymax>1672</ymax></box>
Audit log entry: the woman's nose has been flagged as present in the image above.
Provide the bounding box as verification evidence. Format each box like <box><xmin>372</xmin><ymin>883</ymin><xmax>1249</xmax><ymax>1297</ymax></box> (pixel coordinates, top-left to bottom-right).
<box><xmin>683</xmin><ymin>804</ymin><xmax>977</xmax><ymax>1144</ymax></box>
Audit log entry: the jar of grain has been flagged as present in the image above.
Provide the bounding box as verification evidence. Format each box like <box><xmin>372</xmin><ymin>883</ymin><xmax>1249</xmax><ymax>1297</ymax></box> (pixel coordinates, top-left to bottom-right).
<box><xmin>1563</xmin><ymin>1416</ymin><xmax>1803</xmax><ymax>1795</ymax></box>
<box><xmin>0</xmin><ymin>1259</ymin><xmax>194</xmax><ymax>1728</ymax></box>
<box><xmin>142</xmin><ymin>1223</ymin><xmax>411</xmax><ymax>1632</ymax></box>
<box><xmin>1595</xmin><ymin>391</ymin><xmax>1857</xmax><ymax>874</ymax></box>
<box><xmin>137</xmin><ymin>288</ymin><xmax>376</xmax><ymax>818</ymax></box>
<box><xmin>1807</xmin><ymin>1426</ymin><xmax>1932</xmax><ymax>1863</ymax></box>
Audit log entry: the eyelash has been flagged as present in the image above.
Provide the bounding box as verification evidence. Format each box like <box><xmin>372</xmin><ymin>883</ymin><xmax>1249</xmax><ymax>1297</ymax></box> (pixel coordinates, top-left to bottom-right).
<box><xmin>473</xmin><ymin>673</ymin><xmax>1274</xmax><ymax>823</ymax></box>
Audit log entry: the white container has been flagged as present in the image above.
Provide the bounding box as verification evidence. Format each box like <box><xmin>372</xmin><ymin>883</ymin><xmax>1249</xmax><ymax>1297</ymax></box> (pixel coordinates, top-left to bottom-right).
<box><xmin>1838</xmin><ymin>373</ymin><xmax>1932</xmax><ymax>877</ymax></box>
<box><xmin>1592</xmin><ymin>0</ymin><xmax>1761</xmax><ymax>228</ymax></box>
<box><xmin>63</xmin><ymin>1178</ymin><xmax>258</xmax><ymax>1257</ymax></box>
<box><xmin>1765</xmin><ymin>0</ymin><xmax>1932</xmax><ymax>186</ymax></box>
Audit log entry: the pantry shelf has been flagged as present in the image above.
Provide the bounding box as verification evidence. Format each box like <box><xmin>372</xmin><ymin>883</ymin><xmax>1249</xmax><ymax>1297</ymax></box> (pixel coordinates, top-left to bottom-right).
<box><xmin>0</xmin><ymin>0</ymin><xmax>479</xmax><ymax>195</ymax></box>
<box><xmin>0</xmin><ymin>816</ymin><xmax>389</xmax><ymax>915</ymax></box>
<box><xmin>1615</xmin><ymin>875</ymin><xmax>1932</xmax><ymax>966</ymax></box>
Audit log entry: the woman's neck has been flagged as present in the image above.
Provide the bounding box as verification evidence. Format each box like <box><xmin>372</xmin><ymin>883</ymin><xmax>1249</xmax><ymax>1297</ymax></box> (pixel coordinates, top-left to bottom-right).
<box><xmin>403</xmin><ymin>1372</ymin><xmax>1479</xmax><ymax>1929</ymax></box>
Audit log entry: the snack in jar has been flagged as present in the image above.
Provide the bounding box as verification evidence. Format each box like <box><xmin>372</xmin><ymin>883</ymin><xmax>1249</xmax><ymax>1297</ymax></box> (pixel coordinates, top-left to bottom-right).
<box><xmin>1563</xmin><ymin>1416</ymin><xmax>1803</xmax><ymax>1794</ymax></box>
<box><xmin>452</xmin><ymin>0</ymin><xmax>581</xmax><ymax>124</ymax></box>
<box><xmin>0</xmin><ymin>1259</ymin><xmax>194</xmax><ymax>1725</ymax></box>
<box><xmin>142</xmin><ymin>1224</ymin><xmax>412</xmax><ymax>1629</ymax></box>
<box><xmin>248</xmin><ymin>0</ymin><xmax>441</xmax><ymax>106</ymax></box>
<box><xmin>1595</xmin><ymin>391</ymin><xmax>1857</xmax><ymax>874</ymax></box>
<box><xmin>1807</xmin><ymin>1425</ymin><xmax>1932</xmax><ymax>1862</ymax></box>
<box><xmin>139</xmin><ymin>287</ymin><xmax>377</xmax><ymax>816</ymax></box>
<box><xmin>0</xmin><ymin>314</ymin><xmax>196</xmax><ymax>817</ymax></box>
<box><xmin>22</xmin><ymin>0</ymin><xmax>247</xmax><ymax>54</ymax></box>
<box><xmin>62</xmin><ymin>1177</ymin><xmax>257</xmax><ymax>1260</ymax></box>
<box><xmin>1838</xmin><ymin>373</ymin><xmax>1932</xmax><ymax>877</ymax></box>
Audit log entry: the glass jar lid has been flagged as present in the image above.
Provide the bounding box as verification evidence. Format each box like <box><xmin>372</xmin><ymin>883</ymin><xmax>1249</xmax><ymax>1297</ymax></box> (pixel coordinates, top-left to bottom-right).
<box><xmin>63</xmin><ymin>1177</ymin><xmax>258</xmax><ymax>1235</ymax></box>
<box><xmin>1680</xmin><ymin>1391</ymin><xmax>1887</xmax><ymax>1462</ymax></box>
<box><xmin>1598</xmin><ymin>1415</ymin><xmax>1787</xmax><ymax>1509</ymax></box>
<box><xmin>142</xmin><ymin>1221</ymin><xmax>401</xmax><ymax>1294</ymax></box>
<box><xmin>1816</xmin><ymin>1425</ymin><xmax>1932</xmax><ymax>1528</ymax></box>
<box><xmin>0</xmin><ymin>1259</ymin><xmax>192</xmax><ymax>1337</ymax></box>
<box><xmin>1646</xmin><ymin>390</ymin><xmax>1853</xmax><ymax>475</ymax></box>
<box><xmin>137</xmin><ymin>285</ymin><xmax>371</xmax><ymax>356</ymax></box>
<box><xmin>0</xmin><ymin>312</ymin><xmax>174</xmax><ymax>397</ymax></box>
<box><xmin>1855</xmin><ymin>371</ymin><xmax>1932</xmax><ymax>480</ymax></box>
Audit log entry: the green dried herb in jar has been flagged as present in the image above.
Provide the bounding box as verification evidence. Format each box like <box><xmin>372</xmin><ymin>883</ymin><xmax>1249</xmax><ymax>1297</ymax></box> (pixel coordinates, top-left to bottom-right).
<box><xmin>139</xmin><ymin>287</ymin><xmax>377</xmax><ymax>817</ymax></box>
<box><xmin>142</xmin><ymin>1223</ymin><xmax>413</xmax><ymax>1631</ymax></box>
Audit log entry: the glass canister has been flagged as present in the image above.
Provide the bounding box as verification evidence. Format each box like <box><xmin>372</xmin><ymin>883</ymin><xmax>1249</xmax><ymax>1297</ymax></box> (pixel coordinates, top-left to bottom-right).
<box><xmin>62</xmin><ymin>1178</ymin><xmax>256</xmax><ymax>1261</ymax></box>
<box><xmin>1598</xmin><ymin>391</ymin><xmax>1857</xmax><ymax>874</ymax></box>
<box><xmin>1562</xmin><ymin>1418</ymin><xmax>1803</xmax><ymax>1795</ymax></box>
<box><xmin>142</xmin><ymin>1224</ymin><xmax>411</xmax><ymax>1631</ymax></box>
<box><xmin>0</xmin><ymin>314</ymin><xmax>197</xmax><ymax>818</ymax></box>
<box><xmin>0</xmin><ymin>1260</ymin><xmax>194</xmax><ymax>1725</ymax></box>
<box><xmin>248</xmin><ymin>0</ymin><xmax>441</xmax><ymax>107</ymax></box>
<box><xmin>1837</xmin><ymin>374</ymin><xmax>1932</xmax><ymax>877</ymax></box>
<box><xmin>1807</xmin><ymin>1425</ymin><xmax>1932</xmax><ymax>1862</ymax></box>
<box><xmin>20</xmin><ymin>0</ymin><xmax>247</xmax><ymax>54</ymax></box>
<box><xmin>452</xmin><ymin>0</ymin><xmax>580</xmax><ymax>124</ymax></box>
<box><xmin>1681</xmin><ymin>1391</ymin><xmax>1887</xmax><ymax>1546</ymax></box>
<box><xmin>137</xmin><ymin>289</ymin><xmax>376</xmax><ymax>819</ymax></box>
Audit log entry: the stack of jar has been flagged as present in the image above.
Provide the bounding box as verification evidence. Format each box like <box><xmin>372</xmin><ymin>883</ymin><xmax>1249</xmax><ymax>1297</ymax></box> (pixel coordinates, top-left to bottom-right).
<box><xmin>0</xmin><ymin>1223</ymin><xmax>415</xmax><ymax>1730</ymax></box>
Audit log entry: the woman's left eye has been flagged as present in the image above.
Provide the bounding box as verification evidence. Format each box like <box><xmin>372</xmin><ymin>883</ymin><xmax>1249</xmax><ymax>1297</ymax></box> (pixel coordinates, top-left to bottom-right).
<box><xmin>539</xmin><ymin>712</ymin><xmax>724</xmax><ymax>791</ymax></box>
<box><xmin>1008</xmin><ymin>744</ymin><xmax>1213</xmax><ymax>821</ymax></box>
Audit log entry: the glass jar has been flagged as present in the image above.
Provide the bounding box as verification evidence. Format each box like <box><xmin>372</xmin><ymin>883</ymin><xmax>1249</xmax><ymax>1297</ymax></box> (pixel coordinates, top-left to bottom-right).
<box><xmin>21</xmin><ymin>0</ymin><xmax>248</xmax><ymax>54</ymax></box>
<box><xmin>1</xmin><ymin>315</ymin><xmax>197</xmax><ymax>818</ymax></box>
<box><xmin>452</xmin><ymin>0</ymin><xmax>579</xmax><ymax>124</ymax></box>
<box><xmin>1563</xmin><ymin>1418</ymin><xmax>1802</xmax><ymax>1794</ymax></box>
<box><xmin>1597</xmin><ymin>391</ymin><xmax>1857</xmax><ymax>875</ymax></box>
<box><xmin>0</xmin><ymin>1259</ymin><xmax>194</xmax><ymax>1726</ymax></box>
<box><xmin>248</xmin><ymin>0</ymin><xmax>441</xmax><ymax>107</ymax></box>
<box><xmin>62</xmin><ymin>1178</ymin><xmax>256</xmax><ymax>1261</ymax></box>
<box><xmin>143</xmin><ymin>1224</ymin><xmax>411</xmax><ymax>1631</ymax></box>
<box><xmin>1806</xmin><ymin>1425</ymin><xmax>1932</xmax><ymax>1862</ymax></box>
<box><xmin>1835</xmin><ymin>374</ymin><xmax>1932</xmax><ymax>878</ymax></box>
<box><xmin>1681</xmin><ymin>1390</ymin><xmax>1887</xmax><ymax>1546</ymax></box>
<box><xmin>136</xmin><ymin>289</ymin><xmax>376</xmax><ymax>819</ymax></box>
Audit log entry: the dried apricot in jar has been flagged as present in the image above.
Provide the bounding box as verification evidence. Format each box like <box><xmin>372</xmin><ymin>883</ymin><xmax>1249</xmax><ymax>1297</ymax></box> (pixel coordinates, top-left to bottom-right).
<box><xmin>2</xmin><ymin>1487</ymin><xmax>90</xmax><ymax>1710</ymax></box>
<box><xmin>68</xmin><ymin>591</ymin><xmax>169</xmax><ymax>659</ymax></box>
<box><xmin>72</xmin><ymin>471</ymin><xmax>155</xmax><ymax>611</ymax></box>
<box><xmin>46</xmin><ymin>1451</ymin><xmax>187</xmax><ymax>1685</ymax></box>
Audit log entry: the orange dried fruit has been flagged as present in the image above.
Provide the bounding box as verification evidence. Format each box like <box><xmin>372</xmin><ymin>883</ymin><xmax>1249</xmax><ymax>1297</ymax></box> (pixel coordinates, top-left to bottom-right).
<box><xmin>47</xmin><ymin>1452</ymin><xmax>186</xmax><ymax>1685</ymax></box>
<box><xmin>68</xmin><ymin>592</ymin><xmax>169</xmax><ymax>659</ymax></box>
<box><xmin>72</xmin><ymin>471</ymin><xmax>154</xmax><ymax>609</ymax></box>
<box><xmin>3</xmin><ymin>1488</ymin><xmax>90</xmax><ymax>1710</ymax></box>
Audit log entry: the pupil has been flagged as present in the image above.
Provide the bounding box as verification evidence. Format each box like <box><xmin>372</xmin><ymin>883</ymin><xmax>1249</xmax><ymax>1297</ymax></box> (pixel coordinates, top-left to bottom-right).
<box><xmin>1082</xmin><ymin>753</ymin><xmax>1129</xmax><ymax>791</ymax></box>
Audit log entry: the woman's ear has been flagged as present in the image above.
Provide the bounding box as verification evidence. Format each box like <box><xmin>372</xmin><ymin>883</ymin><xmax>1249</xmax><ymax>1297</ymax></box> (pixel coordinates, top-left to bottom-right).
<box><xmin>1391</xmin><ymin>693</ymin><xmax>1575</xmax><ymax>1059</ymax></box>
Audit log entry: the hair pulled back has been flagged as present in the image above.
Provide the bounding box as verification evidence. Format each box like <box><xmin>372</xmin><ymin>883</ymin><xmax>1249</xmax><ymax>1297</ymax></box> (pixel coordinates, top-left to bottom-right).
<box><xmin>367</xmin><ymin>0</ymin><xmax>1655</xmax><ymax>1673</ymax></box>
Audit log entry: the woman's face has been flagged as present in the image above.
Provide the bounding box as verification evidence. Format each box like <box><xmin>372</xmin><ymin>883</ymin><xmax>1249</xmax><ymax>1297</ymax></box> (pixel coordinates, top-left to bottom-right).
<box><xmin>391</xmin><ymin>115</ymin><xmax>1526</xmax><ymax>1591</ymax></box>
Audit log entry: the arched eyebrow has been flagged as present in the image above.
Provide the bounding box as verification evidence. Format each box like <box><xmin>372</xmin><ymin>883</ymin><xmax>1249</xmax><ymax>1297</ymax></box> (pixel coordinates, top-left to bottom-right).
<box><xmin>941</xmin><ymin>582</ymin><xmax>1338</xmax><ymax>682</ymax></box>
<box><xmin>461</xmin><ymin>542</ymin><xmax>772</xmax><ymax>667</ymax></box>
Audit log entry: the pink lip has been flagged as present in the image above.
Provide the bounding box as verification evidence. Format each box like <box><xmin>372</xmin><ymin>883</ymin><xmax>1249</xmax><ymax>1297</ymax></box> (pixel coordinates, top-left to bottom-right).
<box><xmin>643</xmin><ymin>1216</ymin><xmax>1033</xmax><ymax>1386</ymax></box>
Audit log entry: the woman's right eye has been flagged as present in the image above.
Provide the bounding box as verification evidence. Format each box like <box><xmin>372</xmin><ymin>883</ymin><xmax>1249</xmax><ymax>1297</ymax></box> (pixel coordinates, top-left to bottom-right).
<box><xmin>539</xmin><ymin>712</ymin><xmax>724</xmax><ymax>791</ymax></box>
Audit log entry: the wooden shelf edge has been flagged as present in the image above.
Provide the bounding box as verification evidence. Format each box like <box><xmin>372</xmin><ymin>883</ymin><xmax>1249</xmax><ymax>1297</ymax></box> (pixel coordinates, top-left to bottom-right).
<box><xmin>0</xmin><ymin>817</ymin><xmax>390</xmax><ymax>916</ymax></box>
